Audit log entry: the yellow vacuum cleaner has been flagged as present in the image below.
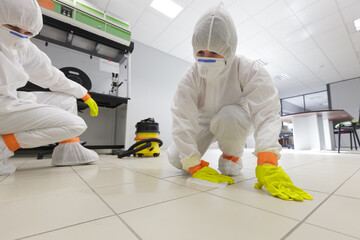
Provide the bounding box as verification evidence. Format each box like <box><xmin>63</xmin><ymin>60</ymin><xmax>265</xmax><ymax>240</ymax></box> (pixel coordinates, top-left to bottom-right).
<box><xmin>118</xmin><ymin>118</ymin><xmax>163</xmax><ymax>158</ymax></box>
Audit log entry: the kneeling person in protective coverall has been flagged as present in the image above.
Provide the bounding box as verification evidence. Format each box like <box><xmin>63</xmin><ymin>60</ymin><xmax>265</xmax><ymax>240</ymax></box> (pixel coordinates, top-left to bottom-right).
<box><xmin>0</xmin><ymin>0</ymin><xmax>99</xmax><ymax>175</ymax></box>
<box><xmin>167</xmin><ymin>4</ymin><xmax>313</xmax><ymax>201</ymax></box>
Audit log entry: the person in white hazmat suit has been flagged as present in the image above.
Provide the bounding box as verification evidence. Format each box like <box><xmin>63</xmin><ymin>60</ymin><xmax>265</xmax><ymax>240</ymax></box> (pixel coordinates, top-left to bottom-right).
<box><xmin>167</xmin><ymin>4</ymin><xmax>313</xmax><ymax>201</ymax></box>
<box><xmin>0</xmin><ymin>0</ymin><xmax>99</xmax><ymax>175</ymax></box>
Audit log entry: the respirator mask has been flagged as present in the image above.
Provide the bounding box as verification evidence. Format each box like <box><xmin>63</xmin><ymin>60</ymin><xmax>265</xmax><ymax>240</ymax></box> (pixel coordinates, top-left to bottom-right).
<box><xmin>196</xmin><ymin>57</ymin><xmax>226</xmax><ymax>80</ymax></box>
<box><xmin>0</xmin><ymin>26</ymin><xmax>30</xmax><ymax>49</ymax></box>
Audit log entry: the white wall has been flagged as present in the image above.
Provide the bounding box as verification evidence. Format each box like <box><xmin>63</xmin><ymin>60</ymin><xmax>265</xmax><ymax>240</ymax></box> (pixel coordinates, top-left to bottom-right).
<box><xmin>329</xmin><ymin>78</ymin><xmax>360</xmax><ymax>147</ymax></box>
<box><xmin>330</xmin><ymin>78</ymin><xmax>360</xmax><ymax>119</ymax></box>
<box><xmin>126</xmin><ymin>41</ymin><xmax>191</xmax><ymax>149</ymax></box>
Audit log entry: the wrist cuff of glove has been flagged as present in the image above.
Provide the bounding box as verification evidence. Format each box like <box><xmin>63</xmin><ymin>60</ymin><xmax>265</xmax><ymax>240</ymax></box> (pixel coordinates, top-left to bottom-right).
<box><xmin>257</xmin><ymin>152</ymin><xmax>278</xmax><ymax>167</ymax></box>
<box><xmin>189</xmin><ymin>160</ymin><xmax>209</xmax><ymax>175</ymax></box>
<box><xmin>82</xmin><ymin>93</ymin><xmax>91</xmax><ymax>101</ymax></box>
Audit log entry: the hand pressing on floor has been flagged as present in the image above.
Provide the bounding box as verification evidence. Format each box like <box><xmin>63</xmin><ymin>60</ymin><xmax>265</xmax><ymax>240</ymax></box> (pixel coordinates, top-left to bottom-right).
<box><xmin>254</xmin><ymin>152</ymin><xmax>313</xmax><ymax>201</ymax></box>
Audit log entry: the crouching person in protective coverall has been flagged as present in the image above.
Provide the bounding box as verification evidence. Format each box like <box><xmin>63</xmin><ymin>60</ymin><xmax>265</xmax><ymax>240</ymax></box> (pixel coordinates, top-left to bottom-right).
<box><xmin>167</xmin><ymin>4</ymin><xmax>313</xmax><ymax>201</ymax></box>
<box><xmin>0</xmin><ymin>0</ymin><xmax>99</xmax><ymax>175</ymax></box>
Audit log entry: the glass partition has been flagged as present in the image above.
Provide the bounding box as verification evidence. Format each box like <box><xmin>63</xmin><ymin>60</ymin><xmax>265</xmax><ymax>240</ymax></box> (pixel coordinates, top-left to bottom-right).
<box><xmin>281</xmin><ymin>96</ymin><xmax>305</xmax><ymax>115</ymax></box>
<box><xmin>304</xmin><ymin>91</ymin><xmax>329</xmax><ymax>111</ymax></box>
<box><xmin>281</xmin><ymin>90</ymin><xmax>329</xmax><ymax>115</ymax></box>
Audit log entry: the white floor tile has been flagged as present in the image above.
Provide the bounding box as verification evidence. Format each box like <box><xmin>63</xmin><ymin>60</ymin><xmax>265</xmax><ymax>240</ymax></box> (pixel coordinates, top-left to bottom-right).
<box><xmin>120</xmin><ymin>193</ymin><xmax>299</xmax><ymax>240</ymax></box>
<box><xmin>285</xmin><ymin>159</ymin><xmax>359</xmax><ymax>193</ymax></box>
<box><xmin>73</xmin><ymin>164</ymin><xmax>156</xmax><ymax>188</ymax></box>
<box><xmin>2</xmin><ymin>149</ymin><xmax>360</xmax><ymax>239</ymax></box>
<box><xmin>0</xmin><ymin>189</ymin><xmax>113</xmax><ymax>240</ymax></box>
<box><xmin>23</xmin><ymin>216</ymin><xmax>138</xmax><ymax>240</ymax></box>
<box><xmin>287</xmin><ymin>223</ymin><xmax>358</xmax><ymax>240</ymax></box>
<box><xmin>209</xmin><ymin>179</ymin><xmax>328</xmax><ymax>220</ymax></box>
<box><xmin>115</xmin><ymin>156</ymin><xmax>186</xmax><ymax>178</ymax></box>
<box><xmin>95</xmin><ymin>178</ymin><xmax>199</xmax><ymax>213</ymax></box>
<box><xmin>335</xmin><ymin>169</ymin><xmax>360</xmax><ymax>199</ymax></box>
<box><xmin>306</xmin><ymin>195</ymin><xmax>360</xmax><ymax>238</ymax></box>
<box><xmin>164</xmin><ymin>175</ymin><xmax>217</xmax><ymax>191</ymax></box>
<box><xmin>0</xmin><ymin>161</ymin><xmax>90</xmax><ymax>202</ymax></box>
<box><xmin>125</xmin><ymin>163</ymin><xmax>186</xmax><ymax>178</ymax></box>
<box><xmin>0</xmin><ymin>175</ymin><xmax>89</xmax><ymax>202</ymax></box>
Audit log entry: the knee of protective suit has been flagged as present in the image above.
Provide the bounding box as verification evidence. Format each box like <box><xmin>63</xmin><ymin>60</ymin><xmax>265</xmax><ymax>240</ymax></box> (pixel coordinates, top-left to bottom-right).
<box><xmin>56</xmin><ymin>94</ymin><xmax>78</xmax><ymax>115</ymax></box>
<box><xmin>210</xmin><ymin>104</ymin><xmax>251</xmax><ymax>141</ymax></box>
<box><xmin>70</xmin><ymin>116</ymin><xmax>87</xmax><ymax>137</ymax></box>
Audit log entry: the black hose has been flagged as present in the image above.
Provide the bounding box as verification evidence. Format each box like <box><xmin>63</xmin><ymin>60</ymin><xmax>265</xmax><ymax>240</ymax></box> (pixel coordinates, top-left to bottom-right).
<box><xmin>118</xmin><ymin>138</ymin><xmax>163</xmax><ymax>158</ymax></box>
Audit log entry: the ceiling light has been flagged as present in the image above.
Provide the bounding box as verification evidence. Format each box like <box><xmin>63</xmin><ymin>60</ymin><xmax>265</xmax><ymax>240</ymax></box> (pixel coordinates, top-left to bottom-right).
<box><xmin>255</xmin><ymin>58</ymin><xmax>268</xmax><ymax>66</ymax></box>
<box><xmin>273</xmin><ymin>74</ymin><xmax>289</xmax><ymax>81</ymax></box>
<box><xmin>354</xmin><ymin>18</ymin><xmax>360</xmax><ymax>31</ymax></box>
<box><xmin>150</xmin><ymin>0</ymin><xmax>183</xmax><ymax>19</ymax></box>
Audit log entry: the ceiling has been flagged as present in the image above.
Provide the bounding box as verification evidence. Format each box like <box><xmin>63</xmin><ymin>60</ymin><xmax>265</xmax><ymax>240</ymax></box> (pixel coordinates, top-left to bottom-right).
<box><xmin>84</xmin><ymin>0</ymin><xmax>360</xmax><ymax>98</ymax></box>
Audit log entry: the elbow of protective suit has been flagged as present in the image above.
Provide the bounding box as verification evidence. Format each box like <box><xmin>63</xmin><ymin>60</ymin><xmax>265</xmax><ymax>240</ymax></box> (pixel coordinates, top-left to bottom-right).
<box><xmin>181</xmin><ymin>155</ymin><xmax>201</xmax><ymax>171</ymax></box>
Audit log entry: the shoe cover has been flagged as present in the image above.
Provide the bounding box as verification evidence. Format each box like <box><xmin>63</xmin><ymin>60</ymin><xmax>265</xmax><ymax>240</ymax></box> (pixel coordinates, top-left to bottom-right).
<box><xmin>218</xmin><ymin>155</ymin><xmax>243</xmax><ymax>176</ymax></box>
<box><xmin>0</xmin><ymin>139</ymin><xmax>16</xmax><ymax>175</ymax></box>
<box><xmin>0</xmin><ymin>159</ymin><xmax>16</xmax><ymax>175</ymax></box>
<box><xmin>51</xmin><ymin>142</ymin><xmax>99</xmax><ymax>166</ymax></box>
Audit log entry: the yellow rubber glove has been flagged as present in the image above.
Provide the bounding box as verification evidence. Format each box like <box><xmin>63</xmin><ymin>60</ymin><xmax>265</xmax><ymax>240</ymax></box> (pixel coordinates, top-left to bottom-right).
<box><xmin>189</xmin><ymin>160</ymin><xmax>234</xmax><ymax>184</ymax></box>
<box><xmin>254</xmin><ymin>165</ymin><xmax>313</xmax><ymax>201</ymax></box>
<box><xmin>84</xmin><ymin>98</ymin><xmax>99</xmax><ymax>117</ymax></box>
<box><xmin>193</xmin><ymin>166</ymin><xmax>234</xmax><ymax>184</ymax></box>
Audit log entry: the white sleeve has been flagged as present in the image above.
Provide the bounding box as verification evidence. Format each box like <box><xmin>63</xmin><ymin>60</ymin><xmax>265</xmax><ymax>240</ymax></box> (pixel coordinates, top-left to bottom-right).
<box><xmin>171</xmin><ymin>67</ymin><xmax>201</xmax><ymax>161</ymax></box>
<box><xmin>241</xmin><ymin>61</ymin><xmax>282</xmax><ymax>158</ymax></box>
<box><xmin>19</xmin><ymin>42</ymin><xmax>87</xmax><ymax>99</ymax></box>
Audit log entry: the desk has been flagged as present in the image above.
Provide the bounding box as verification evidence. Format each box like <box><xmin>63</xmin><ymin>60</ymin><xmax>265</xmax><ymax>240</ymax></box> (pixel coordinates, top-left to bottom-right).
<box><xmin>89</xmin><ymin>92</ymin><xmax>128</xmax><ymax>108</ymax></box>
<box><xmin>81</xmin><ymin>92</ymin><xmax>128</xmax><ymax>150</ymax></box>
<box><xmin>281</xmin><ymin>110</ymin><xmax>353</xmax><ymax>150</ymax></box>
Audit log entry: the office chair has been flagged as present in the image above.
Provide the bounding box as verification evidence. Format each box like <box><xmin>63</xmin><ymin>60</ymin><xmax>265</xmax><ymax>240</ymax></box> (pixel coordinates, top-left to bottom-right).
<box><xmin>279</xmin><ymin>132</ymin><xmax>294</xmax><ymax>149</ymax></box>
<box><xmin>334</xmin><ymin>106</ymin><xmax>360</xmax><ymax>153</ymax></box>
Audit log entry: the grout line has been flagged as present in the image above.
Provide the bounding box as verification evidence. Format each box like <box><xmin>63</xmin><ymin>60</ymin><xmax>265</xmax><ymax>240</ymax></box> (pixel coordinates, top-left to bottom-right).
<box><xmin>0</xmin><ymin>158</ymin><xmax>29</xmax><ymax>183</ymax></box>
<box><xmin>85</xmin><ymin>167</ymin><xmax>211</xmax><ymax>213</ymax></box>
<box><xmin>280</xmin><ymin>167</ymin><xmax>360</xmax><ymax>239</ymax></box>
<box><xmin>117</xmin><ymin>191</ymin><xmax>203</xmax><ymax>215</ymax></box>
<box><xmin>15</xmin><ymin>215</ymin><xmax>115</xmax><ymax>240</ymax></box>
<box><xmin>304</xmin><ymin>222</ymin><xmax>360</xmax><ymax>240</ymax></box>
<box><xmin>72</xmin><ymin>164</ymin><xmax>207</xmax><ymax>216</ymax></box>
<box><xmin>70</xmin><ymin>166</ymin><xmax>143</xmax><ymax>240</ymax></box>
<box><xmin>333</xmin><ymin>193</ymin><xmax>360</xmax><ymax>201</ymax></box>
<box><xmin>205</xmin><ymin>191</ymin><xmax>302</xmax><ymax>222</ymax></box>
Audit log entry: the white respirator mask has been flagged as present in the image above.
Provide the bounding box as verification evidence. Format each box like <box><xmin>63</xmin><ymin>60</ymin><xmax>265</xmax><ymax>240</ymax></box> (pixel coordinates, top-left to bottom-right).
<box><xmin>196</xmin><ymin>57</ymin><xmax>226</xmax><ymax>80</ymax></box>
<box><xmin>0</xmin><ymin>26</ymin><xmax>30</xmax><ymax>49</ymax></box>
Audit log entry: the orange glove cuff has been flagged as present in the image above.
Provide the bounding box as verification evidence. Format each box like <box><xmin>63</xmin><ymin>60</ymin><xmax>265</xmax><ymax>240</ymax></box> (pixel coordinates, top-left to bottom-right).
<box><xmin>60</xmin><ymin>137</ymin><xmax>80</xmax><ymax>144</ymax></box>
<box><xmin>257</xmin><ymin>152</ymin><xmax>278</xmax><ymax>167</ymax></box>
<box><xmin>82</xmin><ymin>93</ymin><xmax>91</xmax><ymax>101</ymax></box>
<box><xmin>189</xmin><ymin>160</ymin><xmax>209</xmax><ymax>175</ymax></box>
<box><xmin>222</xmin><ymin>153</ymin><xmax>239</xmax><ymax>163</ymax></box>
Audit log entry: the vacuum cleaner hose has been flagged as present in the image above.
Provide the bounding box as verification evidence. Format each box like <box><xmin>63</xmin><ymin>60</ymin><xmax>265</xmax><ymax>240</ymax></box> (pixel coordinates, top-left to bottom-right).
<box><xmin>118</xmin><ymin>138</ymin><xmax>163</xmax><ymax>158</ymax></box>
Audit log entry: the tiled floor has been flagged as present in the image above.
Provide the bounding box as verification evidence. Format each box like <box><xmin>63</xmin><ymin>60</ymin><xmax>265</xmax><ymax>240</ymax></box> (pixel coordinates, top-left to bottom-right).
<box><xmin>1</xmin><ymin>148</ymin><xmax>360</xmax><ymax>240</ymax></box>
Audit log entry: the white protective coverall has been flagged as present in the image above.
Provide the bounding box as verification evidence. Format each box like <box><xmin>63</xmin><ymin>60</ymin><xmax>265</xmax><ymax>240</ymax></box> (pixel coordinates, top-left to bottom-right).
<box><xmin>0</xmin><ymin>0</ymin><xmax>98</xmax><ymax>175</ymax></box>
<box><xmin>167</xmin><ymin>4</ymin><xmax>282</xmax><ymax>176</ymax></box>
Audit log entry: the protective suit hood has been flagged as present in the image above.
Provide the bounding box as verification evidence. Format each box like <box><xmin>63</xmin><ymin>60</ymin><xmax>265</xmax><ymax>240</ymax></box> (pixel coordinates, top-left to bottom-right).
<box><xmin>192</xmin><ymin>3</ymin><xmax>237</xmax><ymax>62</ymax></box>
<box><xmin>0</xmin><ymin>0</ymin><xmax>43</xmax><ymax>36</ymax></box>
